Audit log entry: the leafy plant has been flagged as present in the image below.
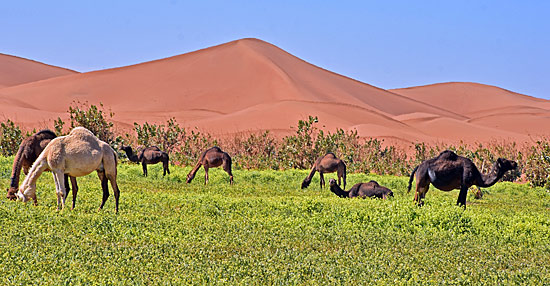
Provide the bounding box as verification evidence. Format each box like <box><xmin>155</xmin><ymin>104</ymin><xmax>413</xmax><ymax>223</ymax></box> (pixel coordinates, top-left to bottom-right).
<box><xmin>67</xmin><ymin>101</ymin><xmax>115</xmax><ymax>144</ymax></box>
<box><xmin>0</xmin><ymin>119</ymin><xmax>23</xmax><ymax>156</ymax></box>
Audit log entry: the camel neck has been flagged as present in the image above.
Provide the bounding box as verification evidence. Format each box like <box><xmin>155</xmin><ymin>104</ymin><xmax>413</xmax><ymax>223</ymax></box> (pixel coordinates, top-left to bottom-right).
<box><xmin>124</xmin><ymin>149</ymin><xmax>138</xmax><ymax>162</ymax></box>
<box><xmin>330</xmin><ymin>185</ymin><xmax>349</xmax><ymax>198</ymax></box>
<box><xmin>478</xmin><ymin>162</ymin><xmax>502</xmax><ymax>187</ymax></box>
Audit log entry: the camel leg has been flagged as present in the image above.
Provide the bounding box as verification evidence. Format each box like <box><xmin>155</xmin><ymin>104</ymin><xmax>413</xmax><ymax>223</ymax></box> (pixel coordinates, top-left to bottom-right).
<box><xmin>163</xmin><ymin>159</ymin><xmax>170</xmax><ymax>176</ymax></box>
<box><xmin>97</xmin><ymin>171</ymin><xmax>110</xmax><ymax>210</ymax></box>
<box><xmin>457</xmin><ymin>184</ymin><xmax>468</xmax><ymax>208</ymax></box>
<box><xmin>70</xmin><ymin>176</ymin><xmax>79</xmax><ymax>210</ymax></box>
<box><xmin>53</xmin><ymin>171</ymin><xmax>67</xmax><ymax>210</ymax></box>
<box><xmin>222</xmin><ymin>160</ymin><xmax>233</xmax><ymax>185</ymax></box>
<box><xmin>142</xmin><ymin>162</ymin><xmax>148</xmax><ymax>177</ymax></box>
<box><xmin>319</xmin><ymin>172</ymin><xmax>325</xmax><ymax>189</ymax></box>
<box><xmin>106</xmin><ymin>173</ymin><xmax>120</xmax><ymax>213</ymax></box>
<box><xmin>337</xmin><ymin>167</ymin><xmax>346</xmax><ymax>190</ymax></box>
<box><xmin>63</xmin><ymin>174</ymin><xmax>78</xmax><ymax>209</ymax></box>
<box><xmin>204</xmin><ymin>166</ymin><xmax>209</xmax><ymax>185</ymax></box>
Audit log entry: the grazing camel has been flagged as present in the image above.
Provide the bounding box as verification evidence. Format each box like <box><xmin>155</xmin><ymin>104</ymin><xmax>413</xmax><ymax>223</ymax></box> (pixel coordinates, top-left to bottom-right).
<box><xmin>408</xmin><ymin>150</ymin><xmax>517</xmax><ymax>208</ymax></box>
<box><xmin>329</xmin><ymin>178</ymin><xmax>393</xmax><ymax>199</ymax></box>
<box><xmin>16</xmin><ymin>127</ymin><xmax>120</xmax><ymax>212</ymax></box>
<box><xmin>186</xmin><ymin>146</ymin><xmax>233</xmax><ymax>185</ymax></box>
<box><xmin>6</xmin><ymin>130</ymin><xmax>79</xmax><ymax>209</ymax></box>
<box><xmin>121</xmin><ymin>145</ymin><xmax>170</xmax><ymax>176</ymax></box>
<box><xmin>301</xmin><ymin>152</ymin><xmax>346</xmax><ymax>190</ymax></box>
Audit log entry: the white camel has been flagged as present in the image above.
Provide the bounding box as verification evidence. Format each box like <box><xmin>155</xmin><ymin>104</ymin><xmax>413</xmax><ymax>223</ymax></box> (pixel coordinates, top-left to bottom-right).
<box><xmin>17</xmin><ymin>127</ymin><xmax>120</xmax><ymax>212</ymax></box>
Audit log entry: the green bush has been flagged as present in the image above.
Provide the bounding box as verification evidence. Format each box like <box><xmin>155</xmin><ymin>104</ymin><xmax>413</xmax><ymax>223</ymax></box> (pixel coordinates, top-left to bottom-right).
<box><xmin>0</xmin><ymin>119</ymin><xmax>23</xmax><ymax>156</ymax></box>
<box><xmin>134</xmin><ymin>118</ymin><xmax>183</xmax><ymax>154</ymax></box>
<box><xmin>67</xmin><ymin>101</ymin><xmax>115</xmax><ymax>144</ymax></box>
<box><xmin>524</xmin><ymin>141</ymin><xmax>550</xmax><ymax>188</ymax></box>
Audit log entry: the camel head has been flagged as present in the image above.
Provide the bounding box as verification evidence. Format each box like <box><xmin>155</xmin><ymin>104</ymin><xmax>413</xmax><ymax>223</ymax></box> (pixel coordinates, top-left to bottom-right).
<box><xmin>301</xmin><ymin>178</ymin><xmax>311</xmax><ymax>189</ymax></box>
<box><xmin>120</xmin><ymin>145</ymin><xmax>132</xmax><ymax>153</ymax></box>
<box><xmin>15</xmin><ymin>185</ymin><xmax>32</xmax><ymax>203</ymax></box>
<box><xmin>328</xmin><ymin>178</ymin><xmax>338</xmax><ymax>188</ymax></box>
<box><xmin>382</xmin><ymin>187</ymin><xmax>394</xmax><ymax>198</ymax></box>
<box><xmin>6</xmin><ymin>187</ymin><xmax>18</xmax><ymax>201</ymax></box>
<box><xmin>496</xmin><ymin>158</ymin><xmax>517</xmax><ymax>174</ymax></box>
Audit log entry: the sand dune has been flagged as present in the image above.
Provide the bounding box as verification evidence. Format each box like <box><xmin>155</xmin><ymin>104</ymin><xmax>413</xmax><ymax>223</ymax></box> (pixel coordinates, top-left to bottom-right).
<box><xmin>0</xmin><ymin>38</ymin><xmax>548</xmax><ymax>148</ymax></box>
<box><xmin>0</xmin><ymin>53</ymin><xmax>77</xmax><ymax>88</ymax></box>
<box><xmin>390</xmin><ymin>82</ymin><xmax>550</xmax><ymax>117</ymax></box>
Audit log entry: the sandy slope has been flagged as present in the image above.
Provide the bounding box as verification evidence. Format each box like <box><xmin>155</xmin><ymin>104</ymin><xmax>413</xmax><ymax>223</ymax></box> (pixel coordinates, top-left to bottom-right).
<box><xmin>0</xmin><ymin>53</ymin><xmax>77</xmax><ymax>88</ymax></box>
<box><xmin>0</xmin><ymin>39</ymin><xmax>548</xmax><ymax>147</ymax></box>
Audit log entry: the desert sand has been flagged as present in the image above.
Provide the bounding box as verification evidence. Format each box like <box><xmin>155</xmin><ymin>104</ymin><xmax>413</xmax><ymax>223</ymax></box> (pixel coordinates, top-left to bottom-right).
<box><xmin>0</xmin><ymin>38</ymin><xmax>548</xmax><ymax>148</ymax></box>
<box><xmin>0</xmin><ymin>53</ymin><xmax>77</xmax><ymax>89</ymax></box>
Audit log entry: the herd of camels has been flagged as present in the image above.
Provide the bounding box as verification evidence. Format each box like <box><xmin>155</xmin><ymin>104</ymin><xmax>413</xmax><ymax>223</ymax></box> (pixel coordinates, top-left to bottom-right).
<box><xmin>6</xmin><ymin>128</ymin><xmax>518</xmax><ymax>212</ymax></box>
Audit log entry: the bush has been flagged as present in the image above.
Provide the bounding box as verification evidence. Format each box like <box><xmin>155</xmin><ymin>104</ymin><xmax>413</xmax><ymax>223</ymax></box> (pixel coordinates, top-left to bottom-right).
<box><xmin>134</xmin><ymin>118</ymin><xmax>183</xmax><ymax>154</ymax></box>
<box><xmin>0</xmin><ymin>119</ymin><xmax>23</xmax><ymax>156</ymax></box>
<box><xmin>134</xmin><ymin>119</ymin><xmax>217</xmax><ymax>166</ymax></box>
<box><xmin>524</xmin><ymin>141</ymin><xmax>550</xmax><ymax>188</ymax></box>
<box><xmin>67</xmin><ymin>102</ymin><xmax>115</xmax><ymax>144</ymax></box>
<box><xmin>226</xmin><ymin>131</ymin><xmax>278</xmax><ymax>170</ymax></box>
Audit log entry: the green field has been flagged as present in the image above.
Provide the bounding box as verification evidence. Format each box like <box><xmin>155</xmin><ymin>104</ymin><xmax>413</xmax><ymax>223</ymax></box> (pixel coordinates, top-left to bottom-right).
<box><xmin>0</xmin><ymin>156</ymin><xmax>549</xmax><ymax>285</ymax></box>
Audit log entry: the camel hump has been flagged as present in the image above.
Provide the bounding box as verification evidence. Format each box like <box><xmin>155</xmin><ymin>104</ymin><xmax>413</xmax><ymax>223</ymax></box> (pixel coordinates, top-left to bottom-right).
<box><xmin>368</xmin><ymin>180</ymin><xmax>380</xmax><ymax>186</ymax></box>
<box><xmin>208</xmin><ymin>146</ymin><xmax>223</xmax><ymax>152</ymax></box>
<box><xmin>146</xmin><ymin>146</ymin><xmax>162</xmax><ymax>152</ymax></box>
<box><xmin>437</xmin><ymin>150</ymin><xmax>458</xmax><ymax>161</ymax></box>
<box><xmin>69</xmin><ymin>127</ymin><xmax>97</xmax><ymax>140</ymax></box>
<box><xmin>324</xmin><ymin>152</ymin><xmax>337</xmax><ymax>158</ymax></box>
<box><xmin>34</xmin><ymin>129</ymin><xmax>57</xmax><ymax>139</ymax></box>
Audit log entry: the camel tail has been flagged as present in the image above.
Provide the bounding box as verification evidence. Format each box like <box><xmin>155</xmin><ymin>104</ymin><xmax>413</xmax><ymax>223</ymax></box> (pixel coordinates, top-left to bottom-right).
<box><xmin>407</xmin><ymin>165</ymin><xmax>419</xmax><ymax>193</ymax></box>
<box><xmin>112</xmin><ymin>147</ymin><xmax>118</xmax><ymax>174</ymax></box>
<box><xmin>341</xmin><ymin>162</ymin><xmax>347</xmax><ymax>189</ymax></box>
<box><xmin>224</xmin><ymin>153</ymin><xmax>232</xmax><ymax>172</ymax></box>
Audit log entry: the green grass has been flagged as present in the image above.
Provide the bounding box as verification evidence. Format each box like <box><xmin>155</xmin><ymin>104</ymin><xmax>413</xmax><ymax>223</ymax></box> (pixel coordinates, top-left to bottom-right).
<box><xmin>0</xmin><ymin>156</ymin><xmax>549</xmax><ymax>285</ymax></box>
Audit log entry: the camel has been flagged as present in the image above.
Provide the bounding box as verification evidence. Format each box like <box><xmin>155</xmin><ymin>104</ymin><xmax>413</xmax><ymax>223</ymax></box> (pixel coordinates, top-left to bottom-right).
<box><xmin>329</xmin><ymin>178</ymin><xmax>393</xmax><ymax>199</ymax></box>
<box><xmin>186</xmin><ymin>146</ymin><xmax>233</xmax><ymax>185</ymax></box>
<box><xmin>121</xmin><ymin>145</ymin><xmax>170</xmax><ymax>176</ymax></box>
<box><xmin>16</xmin><ymin>127</ymin><xmax>120</xmax><ymax>212</ymax></box>
<box><xmin>301</xmin><ymin>152</ymin><xmax>346</xmax><ymax>190</ymax></box>
<box><xmin>407</xmin><ymin>150</ymin><xmax>517</xmax><ymax>208</ymax></box>
<box><xmin>6</xmin><ymin>130</ymin><xmax>79</xmax><ymax>209</ymax></box>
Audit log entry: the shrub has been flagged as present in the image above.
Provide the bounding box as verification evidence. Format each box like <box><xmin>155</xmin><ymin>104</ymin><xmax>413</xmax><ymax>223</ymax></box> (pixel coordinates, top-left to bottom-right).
<box><xmin>0</xmin><ymin>119</ymin><xmax>23</xmax><ymax>156</ymax></box>
<box><xmin>524</xmin><ymin>140</ymin><xmax>550</xmax><ymax>188</ymax></box>
<box><xmin>67</xmin><ymin>102</ymin><xmax>115</xmax><ymax>144</ymax></box>
<box><xmin>226</xmin><ymin>131</ymin><xmax>278</xmax><ymax>170</ymax></box>
<box><xmin>278</xmin><ymin>116</ymin><xmax>319</xmax><ymax>169</ymax></box>
<box><xmin>134</xmin><ymin>118</ymin><xmax>183</xmax><ymax>154</ymax></box>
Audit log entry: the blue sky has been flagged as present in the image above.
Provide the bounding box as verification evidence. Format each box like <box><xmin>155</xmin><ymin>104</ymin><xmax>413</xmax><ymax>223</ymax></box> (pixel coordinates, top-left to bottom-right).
<box><xmin>2</xmin><ymin>1</ymin><xmax>549</xmax><ymax>98</ymax></box>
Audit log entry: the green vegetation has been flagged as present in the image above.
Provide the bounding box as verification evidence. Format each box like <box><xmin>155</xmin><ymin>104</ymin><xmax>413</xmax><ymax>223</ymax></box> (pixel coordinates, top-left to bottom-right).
<box><xmin>0</xmin><ymin>156</ymin><xmax>548</xmax><ymax>285</ymax></box>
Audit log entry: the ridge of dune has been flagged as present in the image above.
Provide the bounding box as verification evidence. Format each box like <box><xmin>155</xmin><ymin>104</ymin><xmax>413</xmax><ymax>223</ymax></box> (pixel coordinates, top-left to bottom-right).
<box><xmin>0</xmin><ymin>53</ymin><xmax>78</xmax><ymax>88</ymax></box>
<box><xmin>390</xmin><ymin>82</ymin><xmax>550</xmax><ymax>117</ymax></box>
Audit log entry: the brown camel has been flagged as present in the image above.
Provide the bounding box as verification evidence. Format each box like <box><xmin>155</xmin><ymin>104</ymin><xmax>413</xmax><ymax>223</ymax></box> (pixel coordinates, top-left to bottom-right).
<box><xmin>121</xmin><ymin>145</ymin><xmax>170</xmax><ymax>176</ymax></box>
<box><xmin>407</xmin><ymin>150</ymin><xmax>517</xmax><ymax>208</ymax></box>
<box><xmin>329</xmin><ymin>178</ymin><xmax>393</xmax><ymax>199</ymax></box>
<box><xmin>301</xmin><ymin>152</ymin><xmax>346</xmax><ymax>190</ymax></box>
<box><xmin>17</xmin><ymin>127</ymin><xmax>120</xmax><ymax>212</ymax></box>
<box><xmin>186</xmin><ymin>146</ymin><xmax>233</xmax><ymax>185</ymax></box>
<box><xmin>6</xmin><ymin>130</ymin><xmax>79</xmax><ymax>209</ymax></box>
